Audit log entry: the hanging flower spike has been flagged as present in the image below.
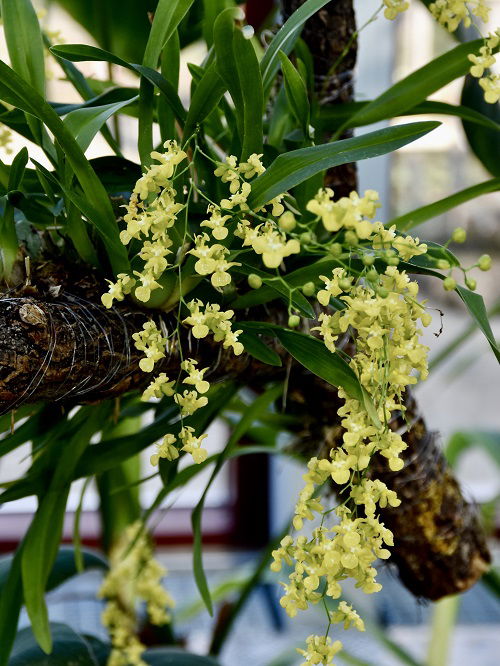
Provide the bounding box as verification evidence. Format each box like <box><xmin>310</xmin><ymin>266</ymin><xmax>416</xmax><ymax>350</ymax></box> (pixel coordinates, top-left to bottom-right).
<box><xmin>181</xmin><ymin>359</ymin><xmax>210</xmax><ymax>393</ymax></box>
<box><xmin>132</xmin><ymin>321</ymin><xmax>166</xmax><ymax>373</ymax></box>
<box><xmin>179</xmin><ymin>426</ymin><xmax>209</xmax><ymax>464</ymax></box>
<box><xmin>99</xmin><ymin>522</ymin><xmax>175</xmax><ymax>666</ymax></box>
<box><xmin>150</xmin><ymin>433</ymin><xmax>179</xmax><ymax>466</ymax></box>
<box><xmin>141</xmin><ymin>374</ymin><xmax>176</xmax><ymax>401</ymax></box>
<box><xmin>238</xmin><ymin>220</ymin><xmax>300</xmax><ymax>269</ymax></box>
<box><xmin>200</xmin><ymin>204</ymin><xmax>231</xmax><ymax>240</ymax></box>
<box><xmin>296</xmin><ymin>634</ymin><xmax>343</xmax><ymax>666</ymax></box>
<box><xmin>174</xmin><ymin>390</ymin><xmax>208</xmax><ymax>416</ymax></box>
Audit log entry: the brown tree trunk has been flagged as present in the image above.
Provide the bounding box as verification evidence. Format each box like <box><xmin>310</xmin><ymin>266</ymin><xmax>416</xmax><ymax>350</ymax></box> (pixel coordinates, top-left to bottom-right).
<box><xmin>281</xmin><ymin>0</ymin><xmax>490</xmax><ymax>598</ymax></box>
<box><xmin>0</xmin><ymin>0</ymin><xmax>490</xmax><ymax>602</ymax></box>
<box><xmin>282</xmin><ymin>0</ymin><xmax>358</xmax><ymax>196</ymax></box>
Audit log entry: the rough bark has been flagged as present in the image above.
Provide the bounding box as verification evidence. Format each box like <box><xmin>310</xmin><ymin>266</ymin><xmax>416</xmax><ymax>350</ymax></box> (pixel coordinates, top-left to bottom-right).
<box><xmin>280</xmin><ymin>0</ymin><xmax>491</xmax><ymax>597</ymax></box>
<box><xmin>286</xmin><ymin>372</ymin><xmax>491</xmax><ymax>600</ymax></box>
<box><xmin>0</xmin><ymin>0</ymin><xmax>490</xmax><ymax>603</ymax></box>
<box><xmin>0</xmin><ymin>263</ymin><xmax>276</xmax><ymax>413</ymax></box>
<box><xmin>282</xmin><ymin>0</ymin><xmax>358</xmax><ymax>196</ymax></box>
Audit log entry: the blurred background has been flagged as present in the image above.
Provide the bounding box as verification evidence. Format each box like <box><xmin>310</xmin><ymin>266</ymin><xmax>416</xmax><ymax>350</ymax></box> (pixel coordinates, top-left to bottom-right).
<box><xmin>0</xmin><ymin>1</ymin><xmax>499</xmax><ymax>664</ymax></box>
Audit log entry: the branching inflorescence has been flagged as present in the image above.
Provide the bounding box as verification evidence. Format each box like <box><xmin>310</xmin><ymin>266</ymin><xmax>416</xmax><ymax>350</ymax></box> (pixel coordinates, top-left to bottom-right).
<box><xmin>100</xmin><ymin>139</ymin><xmax>491</xmax><ymax>665</ymax></box>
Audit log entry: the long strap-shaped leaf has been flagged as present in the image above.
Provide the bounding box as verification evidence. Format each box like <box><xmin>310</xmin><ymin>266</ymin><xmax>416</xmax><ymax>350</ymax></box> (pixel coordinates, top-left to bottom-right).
<box><xmin>247</xmin><ymin>121</ymin><xmax>440</xmax><ymax>209</ymax></box>
<box><xmin>389</xmin><ymin>178</ymin><xmax>500</xmax><ymax>231</ymax></box>
<box><xmin>183</xmin><ymin>62</ymin><xmax>227</xmax><ymax>141</ymax></box>
<box><xmin>315</xmin><ymin>99</ymin><xmax>500</xmax><ymax>133</ymax></box>
<box><xmin>50</xmin><ymin>44</ymin><xmax>187</xmax><ymax>127</ymax></box>
<box><xmin>0</xmin><ymin>59</ymin><xmax>129</xmax><ymax>274</ymax></box>
<box><xmin>20</xmin><ymin>404</ymin><xmax>111</xmax><ymax>654</ymax></box>
<box><xmin>1</xmin><ymin>0</ymin><xmax>49</xmax><ymax>154</ymax></box>
<box><xmin>260</xmin><ymin>0</ymin><xmax>332</xmax><ymax>95</ymax></box>
<box><xmin>191</xmin><ymin>383</ymin><xmax>284</xmax><ymax>615</ymax></box>
<box><xmin>138</xmin><ymin>0</ymin><xmax>194</xmax><ymax>163</ymax></box>
<box><xmin>334</xmin><ymin>38</ymin><xmax>487</xmax><ymax>135</ymax></box>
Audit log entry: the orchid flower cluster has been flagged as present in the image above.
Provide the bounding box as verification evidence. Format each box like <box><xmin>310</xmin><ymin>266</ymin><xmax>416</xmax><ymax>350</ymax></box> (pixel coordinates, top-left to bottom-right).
<box><xmin>383</xmin><ymin>0</ymin><xmax>499</xmax><ymax>104</ymax></box>
<box><xmin>99</xmin><ymin>522</ymin><xmax>175</xmax><ymax>666</ymax></box>
<box><xmin>270</xmin><ymin>192</ymin><xmax>432</xmax><ymax>665</ymax></box>
<box><xmin>101</xmin><ymin>140</ymin><xmax>492</xmax><ymax>665</ymax></box>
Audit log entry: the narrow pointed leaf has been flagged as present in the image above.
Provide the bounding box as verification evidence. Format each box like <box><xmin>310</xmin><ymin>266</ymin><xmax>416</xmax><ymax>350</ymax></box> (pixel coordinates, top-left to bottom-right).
<box><xmin>234</xmin><ymin>28</ymin><xmax>264</xmax><ymax>159</ymax></box>
<box><xmin>389</xmin><ymin>178</ymin><xmax>500</xmax><ymax>231</ymax></box>
<box><xmin>0</xmin><ymin>547</ymin><xmax>24</xmax><ymax>666</ymax></box>
<box><xmin>461</xmin><ymin>73</ymin><xmax>500</xmax><ymax>177</ymax></box>
<box><xmin>337</xmin><ymin>39</ymin><xmax>486</xmax><ymax>133</ymax></box>
<box><xmin>139</xmin><ymin>0</ymin><xmax>194</xmax><ymax>162</ymax></box>
<box><xmin>247</xmin><ymin>122</ymin><xmax>440</xmax><ymax>209</ymax></box>
<box><xmin>0</xmin><ymin>60</ymin><xmax>128</xmax><ymax>273</ymax></box>
<box><xmin>316</xmin><ymin>99</ymin><xmax>500</xmax><ymax>133</ymax></box>
<box><xmin>183</xmin><ymin>63</ymin><xmax>226</xmax><ymax>140</ymax></box>
<box><xmin>50</xmin><ymin>44</ymin><xmax>186</xmax><ymax>125</ymax></box>
<box><xmin>260</xmin><ymin>0</ymin><xmax>332</xmax><ymax>93</ymax></box>
<box><xmin>191</xmin><ymin>384</ymin><xmax>283</xmax><ymax>616</ymax></box>
<box><xmin>455</xmin><ymin>286</ymin><xmax>500</xmax><ymax>363</ymax></box>
<box><xmin>1</xmin><ymin>0</ymin><xmax>45</xmax><ymax>94</ymax></box>
<box><xmin>64</xmin><ymin>96</ymin><xmax>139</xmax><ymax>151</ymax></box>
<box><xmin>279</xmin><ymin>51</ymin><xmax>310</xmax><ymax>135</ymax></box>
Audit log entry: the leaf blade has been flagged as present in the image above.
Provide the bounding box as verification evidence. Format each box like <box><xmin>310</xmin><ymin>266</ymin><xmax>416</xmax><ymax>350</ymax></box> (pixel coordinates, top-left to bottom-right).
<box><xmin>247</xmin><ymin>121</ymin><xmax>440</xmax><ymax>209</ymax></box>
<box><xmin>389</xmin><ymin>178</ymin><xmax>500</xmax><ymax>231</ymax></box>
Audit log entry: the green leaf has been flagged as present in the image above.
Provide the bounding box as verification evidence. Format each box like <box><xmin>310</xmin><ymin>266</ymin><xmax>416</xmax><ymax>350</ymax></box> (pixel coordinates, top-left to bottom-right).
<box><xmin>445</xmin><ymin>430</ymin><xmax>500</xmax><ymax>468</ymax></box>
<box><xmin>9</xmin><ymin>623</ymin><xmax>98</xmax><ymax>666</ymax></box>
<box><xmin>63</xmin><ymin>96</ymin><xmax>138</xmax><ymax>152</ymax></box>
<box><xmin>279</xmin><ymin>51</ymin><xmax>310</xmax><ymax>136</ymax></box>
<box><xmin>1</xmin><ymin>0</ymin><xmax>45</xmax><ymax>94</ymax></box>
<box><xmin>247</xmin><ymin>122</ymin><xmax>440</xmax><ymax>209</ymax></box>
<box><xmin>183</xmin><ymin>62</ymin><xmax>226</xmax><ymax>141</ymax></box>
<box><xmin>0</xmin><ymin>147</ymin><xmax>29</xmax><ymax>278</ymax></box>
<box><xmin>143</xmin><ymin>648</ymin><xmax>221</xmax><ymax>666</ymax></box>
<box><xmin>315</xmin><ymin>99</ymin><xmax>500</xmax><ymax>133</ymax></box>
<box><xmin>21</xmin><ymin>489</ymin><xmax>70</xmax><ymax>653</ymax></box>
<box><xmin>336</xmin><ymin>39</ymin><xmax>486</xmax><ymax>134</ymax></box>
<box><xmin>238</xmin><ymin>331</ymin><xmax>282</xmax><ymax>366</ymax></box>
<box><xmin>213</xmin><ymin>7</ymin><xmax>244</xmax><ymax>147</ymax></box>
<box><xmin>50</xmin><ymin>44</ymin><xmax>187</xmax><ymax>126</ymax></box>
<box><xmin>158</xmin><ymin>31</ymin><xmax>180</xmax><ymax>143</ymax></box>
<box><xmin>260</xmin><ymin>0</ymin><xmax>332</xmax><ymax>94</ymax></box>
<box><xmin>0</xmin><ymin>59</ymin><xmax>128</xmax><ymax>274</ymax></box>
<box><xmin>389</xmin><ymin>178</ymin><xmax>500</xmax><ymax>231</ymax></box>
<box><xmin>455</xmin><ymin>286</ymin><xmax>500</xmax><ymax>363</ymax></box>
<box><xmin>202</xmin><ymin>0</ymin><xmax>235</xmax><ymax>47</ymax></box>
<box><xmin>234</xmin><ymin>28</ymin><xmax>264</xmax><ymax>159</ymax></box>
<box><xmin>272</xmin><ymin>328</ymin><xmax>362</xmax><ymax>402</ymax></box>
<box><xmin>0</xmin><ymin>547</ymin><xmax>23</xmax><ymax>666</ymax></box>
<box><xmin>7</xmin><ymin>147</ymin><xmax>29</xmax><ymax>190</ymax></box>
<box><xmin>139</xmin><ymin>0</ymin><xmax>194</xmax><ymax>163</ymax></box>
<box><xmin>191</xmin><ymin>384</ymin><xmax>284</xmax><ymax>615</ymax></box>
<box><xmin>21</xmin><ymin>404</ymin><xmax>109</xmax><ymax>653</ymax></box>
<box><xmin>0</xmin><ymin>547</ymin><xmax>107</xmax><ymax>596</ymax></box>
<box><xmin>461</xmin><ymin>73</ymin><xmax>500</xmax><ymax>177</ymax></box>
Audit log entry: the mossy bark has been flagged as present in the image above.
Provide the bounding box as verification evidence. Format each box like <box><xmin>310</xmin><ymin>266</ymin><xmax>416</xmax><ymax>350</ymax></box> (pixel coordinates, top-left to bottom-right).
<box><xmin>0</xmin><ymin>0</ymin><xmax>490</xmax><ymax>603</ymax></box>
